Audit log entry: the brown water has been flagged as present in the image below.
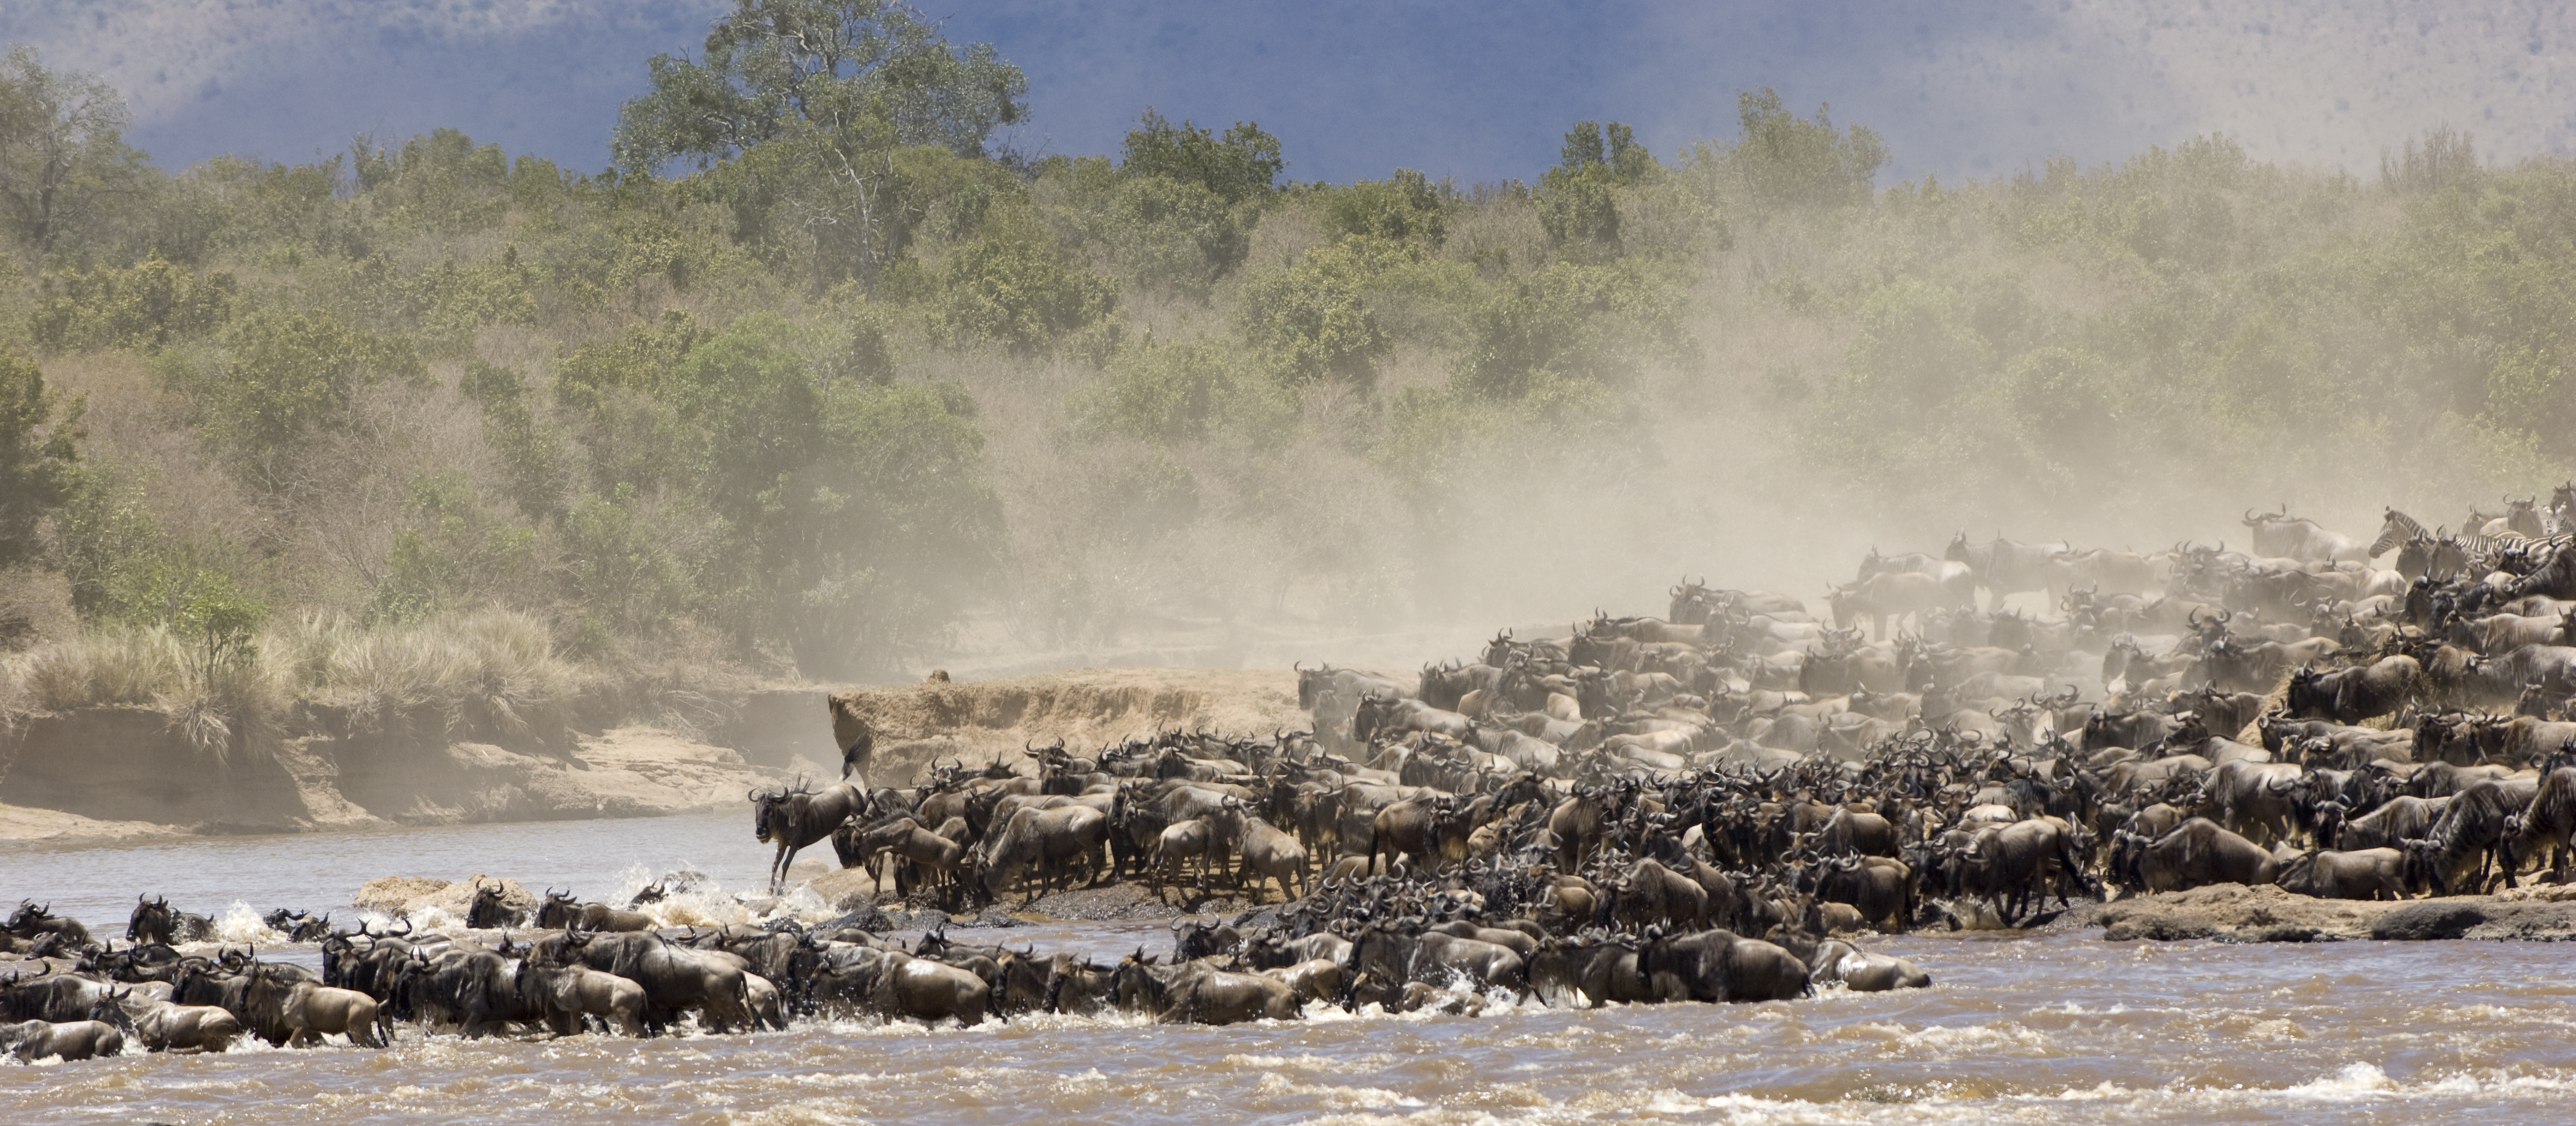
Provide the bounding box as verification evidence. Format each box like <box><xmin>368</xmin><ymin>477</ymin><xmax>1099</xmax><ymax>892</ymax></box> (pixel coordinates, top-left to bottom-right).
<box><xmin>8</xmin><ymin>815</ymin><xmax>2576</xmax><ymax>1124</ymax></box>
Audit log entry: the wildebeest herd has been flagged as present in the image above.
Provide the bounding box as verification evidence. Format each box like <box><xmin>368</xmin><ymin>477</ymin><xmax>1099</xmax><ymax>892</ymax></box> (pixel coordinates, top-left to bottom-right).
<box><xmin>11</xmin><ymin>494</ymin><xmax>2576</xmax><ymax>1059</ymax></box>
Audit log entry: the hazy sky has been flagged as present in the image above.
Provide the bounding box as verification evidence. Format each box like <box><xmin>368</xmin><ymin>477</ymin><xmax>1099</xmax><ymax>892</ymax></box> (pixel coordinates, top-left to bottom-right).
<box><xmin>5</xmin><ymin>1</ymin><xmax>2571</xmax><ymax>184</ymax></box>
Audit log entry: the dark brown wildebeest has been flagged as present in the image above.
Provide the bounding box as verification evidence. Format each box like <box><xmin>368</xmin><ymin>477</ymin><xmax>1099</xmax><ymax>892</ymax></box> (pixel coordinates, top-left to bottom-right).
<box><xmin>462</xmin><ymin>882</ymin><xmax>525</xmax><ymax>930</ymax></box>
<box><xmin>5</xmin><ymin>901</ymin><xmax>91</xmax><ymax>948</ymax></box>
<box><xmin>977</xmin><ymin>804</ymin><xmax>1110</xmax><ymax>903</ymax></box>
<box><xmin>827</xmin><ymin>693</ymin><xmax>877</xmax><ymax>787</ymax></box>
<box><xmin>752</xmin><ymin>781</ymin><xmax>870</xmax><ymax>893</ymax></box>
<box><xmin>1637</xmin><ymin>928</ymin><xmax>1811</xmax><ymax>1003</ymax></box>
<box><xmin>2276</xmin><ymin>848</ymin><xmax>2408</xmax><ymax>900</ymax></box>
<box><xmin>127</xmin><ymin>895</ymin><xmax>215</xmax><ymax>946</ymax></box>
<box><xmin>2112</xmin><ymin>817</ymin><xmax>2276</xmax><ymax>893</ymax></box>
<box><xmin>533</xmin><ymin>890</ymin><xmax>656</xmax><ymax>933</ymax></box>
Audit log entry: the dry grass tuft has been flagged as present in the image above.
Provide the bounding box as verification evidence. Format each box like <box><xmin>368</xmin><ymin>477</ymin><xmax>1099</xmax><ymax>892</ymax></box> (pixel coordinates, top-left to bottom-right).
<box><xmin>0</xmin><ymin>608</ymin><xmax>589</xmax><ymax>760</ymax></box>
<box><xmin>2</xmin><ymin>622</ymin><xmax>291</xmax><ymax>765</ymax></box>
<box><xmin>283</xmin><ymin>609</ymin><xmax>591</xmax><ymax>735</ymax></box>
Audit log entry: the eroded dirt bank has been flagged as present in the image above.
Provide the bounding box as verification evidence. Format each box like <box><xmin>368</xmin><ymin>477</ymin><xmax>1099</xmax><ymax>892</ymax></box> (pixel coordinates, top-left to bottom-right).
<box><xmin>0</xmin><ymin>668</ymin><xmax>1304</xmax><ymax>844</ymax></box>
<box><xmin>2057</xmin><ymin>883</ymin><xmax>2576</xmax><ymax>942</ymax></box>
<box><xmin>826</xmin><ymin>666</ymin><xmax>1305</xmax><ymax>786</ymax></box>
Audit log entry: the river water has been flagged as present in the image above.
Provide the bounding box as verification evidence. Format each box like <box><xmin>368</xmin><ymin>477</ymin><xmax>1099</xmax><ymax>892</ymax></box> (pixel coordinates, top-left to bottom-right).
<box><xmin>8</xmin><ymin>814</ymin><xmax>2576</xmax><ymax>1124</ymax></box>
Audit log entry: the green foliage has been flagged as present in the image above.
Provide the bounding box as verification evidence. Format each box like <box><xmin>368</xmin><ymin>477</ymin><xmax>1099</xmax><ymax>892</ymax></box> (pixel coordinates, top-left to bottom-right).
<box><xmin>562</xmin><ymin>486</ymin><xmax>699</xmax><ymax>642</ymax></box>
<box><xmin>553</xmin><ymin>311</ymin><xmax>709</xmax><ymax>493</ymax></box>
<box><xmin>1536</xmin><ymin>121</ymin><xmax>1657</xmax><ymax>252</ymax></box>
<box><xmin>174</xmin><ymin>568</ymin><xmax>264</xmax><ymax>689</ymax></box>
<box><xmin>401</xmin><ymin>248</ymin><xmax>538</xmax><ymax>336</ymax></box>
<box><xmin>929</xmin><ymin>213</ymin><xmax>1117</xmax><ymax>355</ymax></box>
<box><xmin>0</xmin><ymin>347</ymin><xmax>79</xmax><ymax>567</ymax></box>
<box><xmin>20</xmin><ymin>30</ymin><xmax>2576</xmax><ymax>683</ymax></box>
<box><xmin>32</xmin><ymin>253</ymin><xmax>236</xmax><ymax>351</ymax></box>
<box><xmin>1119</xmin><ymin>109</ymin><xmax>1284</xmax><ymax>205</ymax></box>
<box><xmin>614</xmin><ymin>0</ymin><xmax>1026</xmax><ymax>170</ymax></box>
<box><xmin>1559</xmin><ymin>121</ymin><xmax>1658</xmax><ymax>184</ymax></box>
<box><xmin>50</xmin><ymin>460</ymin><xmax>171</xmax><ymax>622</ymax></box>
<box><xmin>1323</xmin><ymin>169</ymin><xmax>1446</xmax><ymax>247</ymax></box>
<box><xmin>363</xmin><ymin>472</ymin><xmax>538</xmax><ymax>625</ymax></box>
<box><xmin>1033</xmin><ymin>154</ymin><xmax>1255</xmax><ymax>293</ymax></box>
<box><xmin>0</xmin><ymin>45</ymin><xmax>148</xmax><ymax>252</ymax></box>
<box><xmin>49</xmin><ymin>458</ymin><xmax>260</xmax><ymax>636</ymax></box>
<box><xmin>1072</xmin><ymin>338</ymin><xmax>1280</xmax><ymax>443</ymax></box>
<box><xmin>615</xmin><ymin>1</ymin><xmax>1025</xmax><ymax>287</ymax></box>
<box><xmin>1693</xmin><ymin>88</ymin><xmax>1887</xmax><ymax>209</ymax></box>
<box><xmin>2383</xmin><ymin>126</ymin><xmax>2482</xmax><ymax>196</ymax></box>
<box><xmin>1456</xmin><ymin>261</ymin><xmax>1687</xmax><ymax>402</ymax></box>
<box><xmin>779</xmin><ymin>378</ymin><xmax>1003</xmax><ymax>673</ymax></box>
<box><xmin>193</xmin><ymin>308</ymin><xmax>425</xmax><ymax>470</ymax></box>
<box><xmin>354</xmin><ymin>129</ymin><xmax>513</xmax><ymax>233</ymax></box>
<box><xmin>1237</xmin><ymin>237</ymin><xmax>1396</xmax><ymax>386</ymax></box>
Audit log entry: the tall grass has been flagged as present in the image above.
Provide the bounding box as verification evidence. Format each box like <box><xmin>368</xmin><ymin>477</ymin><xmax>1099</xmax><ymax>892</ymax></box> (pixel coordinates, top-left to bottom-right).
<box><xmin>282</xmin><ymin>609</ymin><xmax>591</xmax><ymax>737</ymax></box>
<box><xmin>2</xmin><ymin>622</ymin><xmax>290</xmax><ymax>762</ymax></box>
<box><xmin>0</xmin><ymin>609</ymin><xmax>593</xmax><ymax>759</ymax></box>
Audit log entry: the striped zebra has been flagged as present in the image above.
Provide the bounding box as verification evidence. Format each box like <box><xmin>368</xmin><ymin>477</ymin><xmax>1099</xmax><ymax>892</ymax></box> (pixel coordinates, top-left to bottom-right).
<box><xmin>2370</xmin><ymin>508</ymin><xmax>2431</xmax><ymax>558</ymax></box>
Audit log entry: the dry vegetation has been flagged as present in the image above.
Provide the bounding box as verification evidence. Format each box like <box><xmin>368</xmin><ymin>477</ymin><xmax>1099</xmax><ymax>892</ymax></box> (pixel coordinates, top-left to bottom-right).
<box><xmin>3</xmin><ymin>13</ymin><xmax>2574</xmax><ymax>761</ymax></box>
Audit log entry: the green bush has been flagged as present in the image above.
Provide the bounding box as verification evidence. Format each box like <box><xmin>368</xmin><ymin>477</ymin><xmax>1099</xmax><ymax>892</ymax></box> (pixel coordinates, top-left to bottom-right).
<box><xmin>930</xmin><ymin>214</ymin><xmax>1117</xmax><ymax>355</ymax></box>
<box><xmin>1072</xmin><ymin>338</ymin><xmax>1278</xmax><ymax>444</ymax></box>
<box><xmin>1237</xmin><ymin>236</ymin><xmax>1398</xmax><ymax>386</ymax></box>
<box><xmin>32</xmin><ymin>254</ymin><xmax>235</xmax><ymax>351</ymax></box>
<box><xmin>191</xmin><ymin>308</ymin><xmax>425</xmax><ymax>470</ymax></box>
<box><xmin>0</xmin><ymin>347</ymin><xmax>77</xmax><ymax>568</ymax></box>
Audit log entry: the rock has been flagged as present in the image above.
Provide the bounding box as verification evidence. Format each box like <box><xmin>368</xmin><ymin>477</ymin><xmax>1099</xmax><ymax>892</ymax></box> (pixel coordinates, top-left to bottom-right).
<box><xmin>961</xmin><ymin>907</ymin><xmax>1022</xmax><ymax>928</ymax></box>
<box><xmin>805</xmin><ymin>866</ymin><xmax>882</xmax><ymax>911</ymax></box>
<box><xmin>351</xmin><ymin>874</ymin><xmax>535</xmax><ymax>921</ymax></box>
<box><xmin>2103</xmin><ymin>914</ymin><xmax>2217</xmax><ymax>942</ymax></box>
<box><xmin>815</xmin><ymin>905</ymin><xmax>889</xmax><ymax>934</ymax></box>
<box><xmin>353</xmin><ymin>876</ymin><xmax>454</xmax><ymax>914</ymax></box>
<box><xmin>2371</xmin><ymin>902</ymin><xmax>2487</xmax><ymax>940</ymax></box>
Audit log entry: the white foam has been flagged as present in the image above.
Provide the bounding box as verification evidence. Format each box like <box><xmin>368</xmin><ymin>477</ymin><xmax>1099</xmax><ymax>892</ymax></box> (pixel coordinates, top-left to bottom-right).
<box><xmin>214</xmin><ymin>901</ymin><xmax>290</xmax><ymax>945</ymax></box>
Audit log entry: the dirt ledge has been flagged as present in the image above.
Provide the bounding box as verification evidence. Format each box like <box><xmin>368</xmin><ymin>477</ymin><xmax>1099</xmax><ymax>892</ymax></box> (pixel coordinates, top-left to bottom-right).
<box><xmin>2066</xmin><ymin>883</ymin><xmax>2576</xmax><ymax>942</ymax></box>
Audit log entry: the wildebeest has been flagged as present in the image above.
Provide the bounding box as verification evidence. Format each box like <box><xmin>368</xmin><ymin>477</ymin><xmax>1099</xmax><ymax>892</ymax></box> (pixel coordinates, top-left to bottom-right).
<box><xmin>5</xmin><ymin>901</ymin><xmax>93</xmax><ymax>948</ymax></box>
<box><xmin>125</xmin><ymin>895</ymin><xmax>216</xmax><ymax>946</ymax></box>
<box><xmin>533</xmin><ymin>890</ymin><xmax>657</xmax><ymax>933</ymax></box>
<box><xmin>526</xmin><ymin>928</ymin><xmax>755</xmax><ymax>1033</ymax></box>
<box><xmin>518</xmin><ymin>961</ymin><xmax>648</xmax><ymax>1036</ymax></box>
<box><xmin>2113</xmin><ymin>817</ymin><xmax>2277</xmax><ymax>893</ymax></box>
<box><xmin>752</xmin><ymin>781</ymin><xmax>870</xmax><ymax>893</ymax></box>
<box><xmin>1113</xmin><ymin>955</ymin><xmax>1299</xmax><ymax>1024</ymax></box>
<box><xmin>466</xmin><ymin>882</ymin><xmax>525</xmax><ymax>930</ymax></box>
<box><xmin>2284</xmin><ymin>657</ymin><xmax>2422</xmax><ymax>723</ymax></box>
<box><xmin>1349</xmin><ymin>919</ymin><xmax>1527</xmax><ymax>999</ymax></box>
<box><xmin>2</xmin><ymin>1017</ymin><xmax>123</xmax><ymax>1062</ymax></box>
<box><xmin>979</xmin><ymin>804</ymin><xmax>1111</xmax><ymax>902</ymax></box>
<box><xmin>1637</xmin><ymin>928</ymin><xmax>1811</xmax><ymax>1003</ymax></box>
<box><xmin>2274</xmin><ymin>848</ymin><xmax>2408</xmax><ymax>901</ymax></box>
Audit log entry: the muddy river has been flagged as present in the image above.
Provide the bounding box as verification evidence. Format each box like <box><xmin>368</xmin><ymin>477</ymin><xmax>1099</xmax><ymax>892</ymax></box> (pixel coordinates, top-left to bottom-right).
<box><xmin>7</xmin><ymin>814</ymin><xmax>2576</xmax><ymax>1124</ymax></box>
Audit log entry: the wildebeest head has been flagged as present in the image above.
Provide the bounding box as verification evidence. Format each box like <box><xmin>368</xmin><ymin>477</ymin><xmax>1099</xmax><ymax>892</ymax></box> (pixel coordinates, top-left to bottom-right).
<box><xmin>466</xmin><ymin>883</ymin><xmax>521</xmax><ymax>930</ymax></box>
<box><xmin>534</xmin><ymin>889</ymin><xmax>581</xmax><ymax>930</ymax></box>
<box><xmin>127</xmin><ymin>895</ymin><xmax>174</xmax><ymax>944</ymax></box>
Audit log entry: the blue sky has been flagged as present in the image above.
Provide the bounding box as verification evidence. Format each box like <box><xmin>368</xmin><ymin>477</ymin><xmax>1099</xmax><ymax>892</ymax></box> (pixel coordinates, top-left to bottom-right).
<box><xmin>5</xmin><ymin>1</ymin><xmax>2571</xmax><ymax>184</ymax></box>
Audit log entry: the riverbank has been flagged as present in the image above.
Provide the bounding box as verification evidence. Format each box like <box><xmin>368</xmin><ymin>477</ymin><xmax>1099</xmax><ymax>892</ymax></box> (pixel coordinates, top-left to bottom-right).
<box><xmin>0</xmin><ymin>667</ymin><xmax>1306</xmax><ymax>844</ymax></box>
<box><xmin>0</xmin><ymin>723</ymin><xmax>785</xmax><ymax>842</ymax></box>
<box><xmin>2055</xmin><ymin>882</ymin><xmax>2576</xmax><ymax>942</ymax></box>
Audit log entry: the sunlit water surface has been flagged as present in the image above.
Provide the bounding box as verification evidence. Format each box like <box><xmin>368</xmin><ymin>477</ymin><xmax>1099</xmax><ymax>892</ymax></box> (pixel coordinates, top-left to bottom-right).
<box><xmin>7</xmin><ymin>814</ymin><xmax>2576</xmax><ymax>1124</ymax></box>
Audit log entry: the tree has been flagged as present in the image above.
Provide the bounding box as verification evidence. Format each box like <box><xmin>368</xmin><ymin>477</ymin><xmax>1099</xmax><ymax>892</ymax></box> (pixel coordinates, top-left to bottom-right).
<box><xmin>174</xmin><ymin>569</ymin><xmax>264</xmax><ymax>693</ymax></box>
<box><xmin>1539</xmin><ymin>121</ymin><xmax>1654</xmax><ymax>251</ymax></box>
<box><xmin>1119</xmin><ymin>109</ymin><xmax>1284</xmax><ymax>205</ymax></box>
<box><xmin>0</xmin><ymin>45</ymin><xmax>147</xmax><ymax>252</ymax></box>
<box><xmin>1725</xmin><ymin>88</ymin><xmax>1886</xmax><ymax>208</ymax></box>
<box><xmin>613</xmin><ymin>1</ymin><xmax>1027</xmax><ymax>283</ymax></box>
<box><xmin>0</xmin><ymin>347</ymin><xmax>80</xmax><ymax>568</ymax></box>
